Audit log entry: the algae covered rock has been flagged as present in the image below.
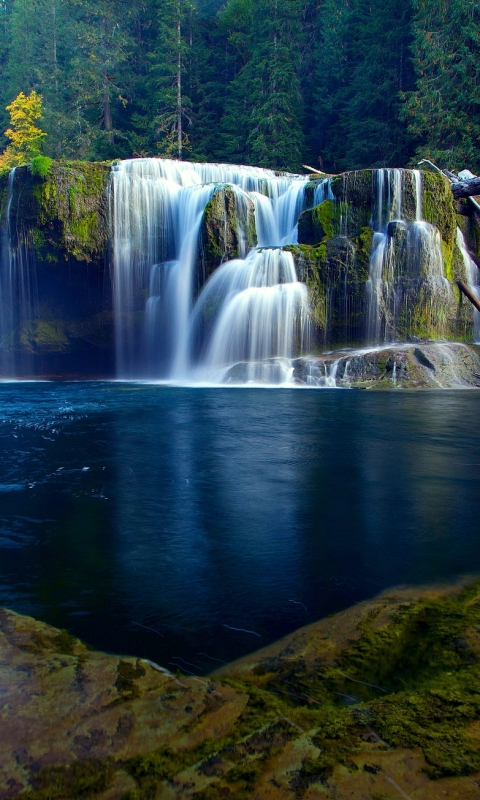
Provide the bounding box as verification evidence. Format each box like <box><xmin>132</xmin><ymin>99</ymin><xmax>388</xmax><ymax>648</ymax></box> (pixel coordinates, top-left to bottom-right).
<box><xmin>294</xmin><ymin>168</ymin><xmax>475</xmax><ymax>348</ymax></box>
<box><xmin>2</xmin><ymin>160</ymin><xmax>111</xmax><ymax>263</ymax></box>
<box><xmin>2</xmin><ymin>577</ymin><xmax>480</xmax><ymax>799</ymax></box>
<box><xmin>0</xmin><ymin>162</ymin><xmax>114</xmax><ymax>377</ymax></box>
<box><xmin>199</xmin><ymin>185</ymin><xmax>256</xmax><ymax>284</ymax></box>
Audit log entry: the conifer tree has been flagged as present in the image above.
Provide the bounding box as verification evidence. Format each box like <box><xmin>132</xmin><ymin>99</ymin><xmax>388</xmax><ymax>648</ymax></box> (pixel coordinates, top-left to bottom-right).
<box><xmin>220</xmin><ymin>0</ymin><xmax>304</xmax><ymax>171</ymax></box>
<box><xmin>313</xmin><ymin>0</ymin><xmax>414</xmax><ymax>172</ymax></box>
<box><xmin>403</xmin><ymin>0</ymin><xmax>480</xmax><ymax>172</ymax></box>
<box><xmin>149</xmin><ymin>0</ymin><xmax>194</xmax><ymax>159</ymax></box>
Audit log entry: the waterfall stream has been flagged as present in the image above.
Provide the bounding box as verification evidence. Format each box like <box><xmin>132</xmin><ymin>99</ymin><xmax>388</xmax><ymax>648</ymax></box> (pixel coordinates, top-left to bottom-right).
<box><xmin>0</xmin><ymin>169</ymin><xmax>37</xmax><ymax>378</ymax></box>
<box><xmin>112</xmin><ymin>158</ymin><xmax>309</xmax><ymax>382</ymax></box>
<box><xmin>365</xmin><ymin>168</ymin><xmax>448</xmax><ymax>345</ymax></box>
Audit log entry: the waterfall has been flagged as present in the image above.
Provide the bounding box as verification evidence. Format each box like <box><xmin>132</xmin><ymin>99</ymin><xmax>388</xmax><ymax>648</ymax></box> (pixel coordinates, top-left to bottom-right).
<box><xmin>112</xmin><ymin>158</ymin><xmax>309</xmax><ymax>381</ymax></box>
<box><xmin>190</xmin><ymin>248</ymin><xmax>311</xmax><ymax>384</ymax></box>
<box><xmin>0</xmin><ymin>169</ymin><xmax>37</xmax><ymax>378</ymax></box>
<box><xmin>365</xmin><ymin>169</ymin><xmax>448</xmax><ymax>344</ymax></box>
<box><xmin>456</xmin><ymin>227</ymin><xmax>480</xmax><ymax>343</ymax></box>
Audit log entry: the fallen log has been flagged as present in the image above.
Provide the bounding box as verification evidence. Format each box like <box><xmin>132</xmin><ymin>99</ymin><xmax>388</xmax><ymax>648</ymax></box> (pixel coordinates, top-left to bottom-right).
<box><xmin>451</xmin><ymin>177</ymin><xmax>480</xmax><ymax>199</ymax></box>
<box><xmin>457</xmin><ymin>280</ymin><xmax>480</xmax><ymax>313</ymax></box>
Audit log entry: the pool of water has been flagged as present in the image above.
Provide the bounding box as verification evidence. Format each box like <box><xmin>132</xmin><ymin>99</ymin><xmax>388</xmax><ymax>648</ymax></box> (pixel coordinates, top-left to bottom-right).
<box><xmin>1</xmin><ymin>382</ymin><xmax>479</xmax><ymax>673</ymax></box>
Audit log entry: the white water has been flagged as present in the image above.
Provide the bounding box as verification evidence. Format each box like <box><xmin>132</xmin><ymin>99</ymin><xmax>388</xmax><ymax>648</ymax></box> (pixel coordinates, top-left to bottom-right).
<box><xmin>0</xmin><ymin>169</ymin><xmax>37</xmax><ymax>377</ymax></box>
<box><xmin>112</xmin><ymin>158</ymin><xmax>309</xmax><ymax>381</ymax></box>
<box><xmin>190</xmin><ymin>248</ymin><xmax>310</xmax><ymax>383</ymax></box>
<box><xmin>456</xmin><ymin>227</ymin><xmax>480</xmax><ymax>343</ymax></box>
<box><xmin>365</xmin><ymin>168</ymin><xmax>447</xmax><ymax>344</ymax></box>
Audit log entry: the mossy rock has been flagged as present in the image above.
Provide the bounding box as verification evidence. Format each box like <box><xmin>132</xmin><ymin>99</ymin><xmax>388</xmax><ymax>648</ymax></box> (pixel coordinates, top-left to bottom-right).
<box><xmin>421</xmin><ymin>170</ymin><xmax>457</xmax><ymax>279</ymax></box>
<box><xmin>298</xmin><ymin>199</ymin><xmax>335</xmax><ymax>245</ymax></box>
<box><xmin>199</xmin><ymin>185</ymin><xmax>256</xmax><ymax>286</ymax></box>
<box><xmin>2</xmin><ymin>161</ymin><xmax>111</xmax><ymax>264</ymax></box>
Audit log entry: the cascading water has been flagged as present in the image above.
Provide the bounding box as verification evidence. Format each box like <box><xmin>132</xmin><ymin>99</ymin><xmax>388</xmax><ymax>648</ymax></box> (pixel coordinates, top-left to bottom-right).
<box><xmin>190</xmin><ymin>248</ymin><xmax>310</xmax><ymax>384</ymax></box>
<box><xmin>0</xmin><ymin>169</ymin><xmax>37</xmax><ymax>378</ymax></box>
<box><xmin>456</xmin><ymin>227</ymin><xmax>480</xmax><ymax>343</ymax></box>
<box><xmin>112</xmin><ymin>158</ymin><xmax>309</xmax><ymax>382</ymax></box>
<box><xmin>365</xmin><ymin>169</ymin><xmax>448</xmax><ymax>344</ymax></box>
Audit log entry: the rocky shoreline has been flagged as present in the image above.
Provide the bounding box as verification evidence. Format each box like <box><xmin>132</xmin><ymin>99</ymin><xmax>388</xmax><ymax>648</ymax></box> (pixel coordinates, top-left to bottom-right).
<box><xmin>1</xmin><ymin>577</ymin><xmax>480</xmax><ymax>799</ymax></box>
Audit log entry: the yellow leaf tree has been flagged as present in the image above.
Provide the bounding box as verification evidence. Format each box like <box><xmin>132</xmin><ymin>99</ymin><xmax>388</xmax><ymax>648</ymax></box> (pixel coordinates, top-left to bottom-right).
<box><xmin>0</xmin><ymin>91</ymin><xmax>47</xmax><ymax>171</ymax></box>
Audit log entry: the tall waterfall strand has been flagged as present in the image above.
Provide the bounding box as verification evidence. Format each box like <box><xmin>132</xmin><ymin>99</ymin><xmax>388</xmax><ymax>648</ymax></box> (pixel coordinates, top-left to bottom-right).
<box><xmin>456</xmin><ymin>227</ymin><xmax>480</xmax><ymax>343</ymax></box>
<box><xmin>190</xmin><ymin>248</ymin><xmax>311</xmax><ymax>384</ymax></box>
<box><xmin>365</xmin><ymin>169</ymin><xmax>447</xmax><ymax>344</ymax></box>
<box><xmin>112</xmin><ymin>158</ymin><xmax>309</xmax><ymax>380</ymax></box>
<box><xmin>0</xmin><ymin>169</ymin><xmax>37</xmax><ymax>378</ymax></box>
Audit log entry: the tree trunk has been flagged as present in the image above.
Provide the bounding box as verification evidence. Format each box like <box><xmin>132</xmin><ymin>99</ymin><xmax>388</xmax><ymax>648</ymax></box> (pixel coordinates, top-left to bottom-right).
<box><xmin>101</xmin><ymin>16</ymin><xmax>113</xmax><ymax>139</ymax></box>
<box><xmin>451</xmin><ymin>177</ymin><xmax>480</xmax><ymax>199</ymax></box>
<box><xmin>177</xmin><ymin>0</ymin><xmax>182</xmax><ymax>160</ymax></box>
<box><xmin>457</xmin><ymin>281</ymin><xmax>480</xmax><ymax>313</ymax></box>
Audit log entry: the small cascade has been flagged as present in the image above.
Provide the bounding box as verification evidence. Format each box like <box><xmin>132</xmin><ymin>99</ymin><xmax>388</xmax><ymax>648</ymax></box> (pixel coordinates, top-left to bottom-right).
<box><xmin>191</xmin><ymin>248</ymin><xmax>311</xmax><ymax>384</ymax></box>
<box><xmin>313</xmin><ymin>178</ymin><xmax>334</xmax><ymax>207</ymax></box>
<box><xmin>456</xmin><ymin>227</ymin><xmax>480</xmax><ymax>342</ymax></box>
<box><xmin>0</xmin><ymin>169</ymin><xmax>37</xmax><ymax>378</ymax></box>
<box><xmin>112</xmin><ymin>158</ymin><xmax>309</xmax><ymax>380</ymax></box>
<box><xmin>365</xmin><ymin>168</ymin><xmax>448</xmax><ymax>344</ymax></box>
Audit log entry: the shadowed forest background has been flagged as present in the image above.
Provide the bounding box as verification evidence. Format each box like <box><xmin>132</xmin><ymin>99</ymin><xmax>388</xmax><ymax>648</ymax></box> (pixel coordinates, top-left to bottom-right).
<box><xmin>0</xmin><ymin>0</ymin><xmax>479</xmax><ymax>173</ymax></box>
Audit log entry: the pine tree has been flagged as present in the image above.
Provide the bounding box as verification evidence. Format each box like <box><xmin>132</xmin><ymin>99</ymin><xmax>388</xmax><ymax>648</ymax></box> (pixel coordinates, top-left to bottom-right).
<box><xmin>313</xmin><ymin>0</ymin><xmax>414</xmax><ymax>172</ymax></box>
<box><xmin>68</xmin><ymin>0</ymin><xmax>134</xmax><ymax>158</ymax></box>
<box><xmin>219</xmin><ymin>0</ymin><xmax>305</xmax><ymax>171</ymax></box>
<box><xmin>149</xmin><ymin>0</ymin><xmax>194</xmax><ymax>159</ymax></box>
<box><xmin>403</xmin><ymin>0</ymin><xmax>480</xmax><ymax>172</ymax></box>
<box><xmin>6</xmin><ymin>0</ymin><xmax>76</xmax><ymax>156</ymax></box>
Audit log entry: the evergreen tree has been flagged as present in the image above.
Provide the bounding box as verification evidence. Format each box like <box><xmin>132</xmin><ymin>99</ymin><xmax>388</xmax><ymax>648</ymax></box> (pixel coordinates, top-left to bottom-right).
<box><xmin>68</xmin><ymin>0</ymin><xmax>134</xmax><ymax>158</ymax></box>
<box><xmin>148</xmin><ymin>0</ymin><xmax>194</xmax><ymax>159</ymax></box>
<box><xmin>313</xmin><ymin>0</ymin><xmax>414</xmax><ymax>172</ymax></box>
<box><xmin>219</xmin><ymin>0</ymin><xmax>304</xmax><ymax>171</ymax></box>
<box><xmin>6</xmin><ymin>0</ymin><xmax>76</xmax><ymax>156</ymax></box>
<box><xmin>404</xmin><ymin>0</ymin><xmax>480</xmax><ymax>172</ymax></box>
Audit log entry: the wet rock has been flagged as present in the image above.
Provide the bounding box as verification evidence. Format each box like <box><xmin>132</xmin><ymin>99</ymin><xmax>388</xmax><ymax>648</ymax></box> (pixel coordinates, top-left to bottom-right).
<box><xmin>198</xmin><ymin>185</ymin><xmax>256</xmax><ymax>286</ymax></box>
<box><xmin>292</xmin><ymin>343</ymin><xmax>480</xmax><ymax>389</ymax></box>
<box><xmin>2</xmin><ymin>576</ymin><xmax>480</xmax><ymax>798</ymax></box>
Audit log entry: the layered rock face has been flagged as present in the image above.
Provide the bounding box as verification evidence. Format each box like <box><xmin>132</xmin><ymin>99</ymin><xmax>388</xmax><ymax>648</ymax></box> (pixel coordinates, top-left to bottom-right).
<box><xmin>1</xmin><ymin>162</ymin><xmax>480</xmax><ymax>380</ymax></box>
<box><xmin>292</xmin><ymin>170</ymin><xmax>476</xmax><ymax>349</ymax></box>
<box><xmin>0</xmin><ymin>162</ymin><xmax>113</xmax><ymax>378</ymax></box>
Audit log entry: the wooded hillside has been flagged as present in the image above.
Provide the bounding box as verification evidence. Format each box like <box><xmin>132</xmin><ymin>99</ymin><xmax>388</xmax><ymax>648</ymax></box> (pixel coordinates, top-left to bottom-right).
<box><xmin>0</xmin><ymin>0</ymin><xmax>478</xmax><ymax>173</ymax></box>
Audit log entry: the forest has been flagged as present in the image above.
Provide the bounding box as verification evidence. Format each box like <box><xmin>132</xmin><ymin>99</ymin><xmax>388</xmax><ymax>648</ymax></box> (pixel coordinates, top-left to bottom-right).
<box><xmin>0</xmin><ymin>0</ymin><xmax>479</xmax><ymax>174</ymax></box>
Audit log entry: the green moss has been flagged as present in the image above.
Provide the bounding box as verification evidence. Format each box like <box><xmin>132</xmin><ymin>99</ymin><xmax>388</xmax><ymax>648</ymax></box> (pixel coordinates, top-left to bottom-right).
<box><xmin>30</xmin><ymin>156</ymin><xmax>52</xmax><ymax>178</ymax></box>
<box><xmin>9</xmin><ymin>160</ymin><xmax>111</xmax><ymax>265</ymax></box>
<box><xmin>26</xmin><ymin>758</ymin><xmax>115</xmax><ymax>799</ymax></box>
<box><xmin>311</xmin><ymin>199</ymin><xmax>334</xmax><ymax>240</ymax></box>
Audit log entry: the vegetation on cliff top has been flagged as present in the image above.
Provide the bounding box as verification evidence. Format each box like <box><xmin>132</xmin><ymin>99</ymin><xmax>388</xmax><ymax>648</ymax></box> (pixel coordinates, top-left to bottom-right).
<box><xmin>0</xmin><ymin>0</ymin><xmax>478</xmax><ymax>172</ymax></box>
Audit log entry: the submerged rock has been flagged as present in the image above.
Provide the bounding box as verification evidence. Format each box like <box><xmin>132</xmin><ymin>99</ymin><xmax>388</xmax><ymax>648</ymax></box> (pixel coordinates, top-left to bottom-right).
<box><xmin>2</xmin><ymin>577</ymin><xmax>480</xmax><ymax>798</ymax></box>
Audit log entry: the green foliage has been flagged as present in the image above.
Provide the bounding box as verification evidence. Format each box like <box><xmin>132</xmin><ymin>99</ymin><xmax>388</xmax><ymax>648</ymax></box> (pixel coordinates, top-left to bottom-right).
<box><xmin>30</xmin><ymin>154</ymin><xmax>52</xmax><ymax>177</ymax></box>
<box><xmin>0</xmin><ymin>0</ymin><xmax>478</xmax><ymax>170</ymax></box>
<box><xmin>403</xmin><ymin>0</ymin><xmax>480</xmax><ymax>172</ymax></box>
<box><xmin>0</xmin><ymin>90</ymin><xmax>47</xmax><ymax>171</ymax></box>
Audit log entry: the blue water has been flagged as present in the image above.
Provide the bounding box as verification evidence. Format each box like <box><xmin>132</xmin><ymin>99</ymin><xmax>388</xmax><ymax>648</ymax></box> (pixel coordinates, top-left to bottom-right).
<box><xmin>1</xmin><ymin>382</ymin><xmax>479</xmax><ymax>673</ymax></box>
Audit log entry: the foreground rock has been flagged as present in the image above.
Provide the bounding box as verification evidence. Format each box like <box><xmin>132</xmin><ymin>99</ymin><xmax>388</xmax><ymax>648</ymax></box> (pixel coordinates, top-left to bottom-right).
<box><xmin>1</xmin><ymin>578</ymin><xmax>480</xmax><ymax>798</ymax></box>
<box><xmin>292</xmin><ymin>342</ymin><xmax>480</xmax><ymax>388</ymax></box>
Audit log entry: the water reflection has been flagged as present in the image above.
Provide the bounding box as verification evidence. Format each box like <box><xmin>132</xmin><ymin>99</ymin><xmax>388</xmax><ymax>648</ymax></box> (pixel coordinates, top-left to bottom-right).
<box><xmin>0</xmin><ymin>384</ymin><xmax>479</xmax><ymax>671</ymax></box>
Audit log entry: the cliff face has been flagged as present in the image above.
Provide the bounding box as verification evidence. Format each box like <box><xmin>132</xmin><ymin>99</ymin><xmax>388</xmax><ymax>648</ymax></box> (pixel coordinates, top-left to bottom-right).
<box><xmin>293</xmin><ymin>170</ymin><xmax>476</xmax><ymax>349</ymax></box>
<box><xmin>1</xmin><ymin>162</ymin><xmax>479</xmax><ymax>379</ymax></box>
<box><xmin>0</xmin><ymin>162</ymin><xmax>113</xmax><ymax>378</ymax></box>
